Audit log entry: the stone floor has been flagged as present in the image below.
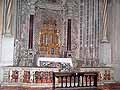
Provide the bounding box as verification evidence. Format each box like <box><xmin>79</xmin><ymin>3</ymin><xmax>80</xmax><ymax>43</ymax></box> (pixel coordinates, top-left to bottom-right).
<box><xmin>0</xmin><ymin>86</ymin><xmax>52</xmax><ymax>90</ymax></box>
<box><xmin>0</xmin><ymin>86</ymin><xmax>97</xmax><ymax>90</ymax></box>
<box><xmin>98</xmin><ymin>83</ymin><xmax>120</xmax><ymax>90</ymax></box>
<box><xmin>1</xmin><ymin>83</ymin><xmax>120</xmax><ymax>90</ymax></box>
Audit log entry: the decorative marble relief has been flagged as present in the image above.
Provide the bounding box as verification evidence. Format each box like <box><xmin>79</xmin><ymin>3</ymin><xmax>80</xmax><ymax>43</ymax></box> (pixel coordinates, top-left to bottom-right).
<box><xmin>35</xmin><ymin>71</ymin><xmax>53</xmax><ymax>83</ymax></box>
<box><xmin>6</xmin><ymin>67</ymin><xmax>59</xmax><ymax>84</ymax></box>
<box><xmin>11</xmin><ymin>70</ymin><xmax>18</xmax><ymax>82</ymax></box>
<box><xmin>23</xmin><ymin>71</ymin><xmax>30</xmax><ymax>83</ymax></box>
<box><xmin>39</xmin><ymin>61</ymin><xmax>71</xmax><ymax>72</ymax></box>
<box><xmin>79</xmin><ymin>67</ymin><xmax>114</xmax><ymax>81</ymax></box>
<box><xmin>71</xmin><ymin>17</ymin><xmax>79</xmax><ymax>58</ymax></box>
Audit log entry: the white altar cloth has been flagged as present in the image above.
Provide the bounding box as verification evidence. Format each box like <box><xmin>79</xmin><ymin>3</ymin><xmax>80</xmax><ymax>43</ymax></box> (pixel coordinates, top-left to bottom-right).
<box><xmin>37</xmin><ymin>57</ymin><xmax>73</xmax><ymax>67</ymax></box>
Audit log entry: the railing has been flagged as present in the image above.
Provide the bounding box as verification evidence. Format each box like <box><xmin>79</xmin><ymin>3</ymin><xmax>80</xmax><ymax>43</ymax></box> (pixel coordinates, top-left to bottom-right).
<box><xmin>53</xmin><ymin>72</ymin><xmax>98</xmax><ymax>90</ymax></box>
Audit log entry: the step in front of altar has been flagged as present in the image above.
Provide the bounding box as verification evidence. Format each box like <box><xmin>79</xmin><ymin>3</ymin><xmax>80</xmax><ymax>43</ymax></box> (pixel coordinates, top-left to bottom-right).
<box><xmin>1</xmin><ymin>82</ymin><xmax>53</xmax><ymax>87</ymax></box>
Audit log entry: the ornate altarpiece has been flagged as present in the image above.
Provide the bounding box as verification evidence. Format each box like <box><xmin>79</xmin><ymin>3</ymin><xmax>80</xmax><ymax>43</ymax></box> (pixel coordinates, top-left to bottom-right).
<box><xmin>13</xmin><ymin>0</ymin><xmax>111</xmax><ymax>67</ymax></box>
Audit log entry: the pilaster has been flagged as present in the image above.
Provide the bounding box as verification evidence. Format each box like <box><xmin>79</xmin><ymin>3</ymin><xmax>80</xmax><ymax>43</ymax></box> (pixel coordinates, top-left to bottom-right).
<box><xmin>111</xmin><ymin>0</ymin><xmax>120</xmax><ymax>82</ymax></box>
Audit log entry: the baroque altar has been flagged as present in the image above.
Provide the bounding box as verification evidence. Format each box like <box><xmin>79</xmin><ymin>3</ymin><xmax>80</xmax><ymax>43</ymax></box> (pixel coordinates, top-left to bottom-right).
<box><xmin>0</xmin><ymin>0</ymin><xmax>117</xmax><ymax>88</ymax></box>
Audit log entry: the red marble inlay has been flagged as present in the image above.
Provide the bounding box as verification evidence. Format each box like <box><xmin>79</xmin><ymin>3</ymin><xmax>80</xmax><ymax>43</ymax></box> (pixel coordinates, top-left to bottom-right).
<box><xmin>11</xmin><ymin>70</ymin><xmax>18</xmax><ymax>82</ymax></box>
<box><xmin>23</xmin><ymin>71</ymin><xmax>30</xmax><ymax>83</ymax></box>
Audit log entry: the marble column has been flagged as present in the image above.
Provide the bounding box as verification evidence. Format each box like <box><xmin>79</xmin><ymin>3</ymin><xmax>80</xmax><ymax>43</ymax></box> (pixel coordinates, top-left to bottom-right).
<box><xmin>99</xmin><ymin>0</ymin><xmax>111</xmax><ymax>66</ymax></box>
<box><xmin>111</xmin><ymin>0</ymin><xmax>120</xmax><ymax>82</ymax></box>
<box><xmin>0</xmin><ymin>0</ymin><xmax>3</xmax><ymax>63</ymax></box>
<box><xmin>102</xmin><ymin>0</ymin><xmax>108</xmax><ymax>42</ymax></box>
<box><xmin>0</xmin><ymin>1</ymin><xmax>3</xmax><ymax>78</ymax></box>
<box><xmin>3</xmin><ymin>0</ymin><xmax>14</xmax><ymax>36</ymax></box>
<box><xmin>1</xmin><ymin>0</ymin><xmax>16</xmax><ymax>66</ymax></box>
